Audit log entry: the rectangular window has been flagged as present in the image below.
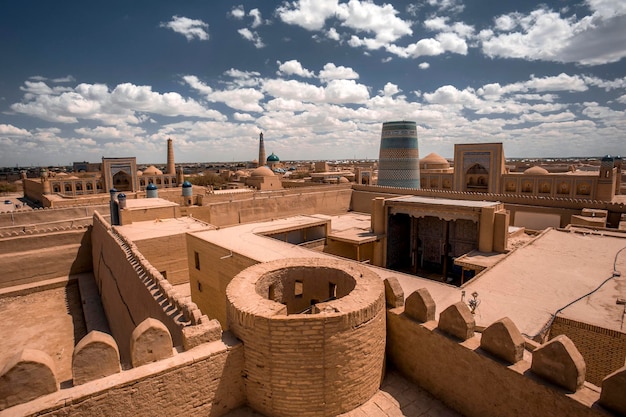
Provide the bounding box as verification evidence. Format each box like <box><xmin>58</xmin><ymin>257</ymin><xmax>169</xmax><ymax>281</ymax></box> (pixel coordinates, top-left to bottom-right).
<box><xmin>197</xmin><ymin>281</ymin><xmax>202</xmax><ymax>292</ymax></box>
<box><xmin>269</xmin><ymin>284</ymin><xmax>275</xmax><ymax>301</ymax></box>
<box><xmin>329</xmin><ymin>282</ymin><xmax>337</xmax><ymax>299</ymax></box>
<box><xmin>294</xmin><ymin>280</ymin><xmax>303</xmax><ymax>298</ymax></box>
<box><xmin>194</xmin><ymin>251</ymin><xmax>200</xmax><ymax>270</ymax></box>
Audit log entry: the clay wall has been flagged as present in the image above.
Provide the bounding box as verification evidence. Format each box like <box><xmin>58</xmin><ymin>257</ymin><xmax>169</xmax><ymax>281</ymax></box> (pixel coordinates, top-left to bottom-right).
<box><xmin>550</xmin><ymin>317</ymin><xmax>626</xmax><ymax>386</ymax></box>
<box><xmin>226</xmin><ymin>259</ymin><xmax>386</xmax><ymax>417</ymax></box>
<box><xmin>2</xmin><ymin>340</ymin><xmax>245</xmax><ymax>417</ymax></box>
<box><xmin>0</xmin><ymin>205</ymin><xmax>108</xmax><ymax>229</ymax></box>
<box><xmin>186</xmin><ymin>185</ymin><xmax>352</xmax><ymax>227</ymax></box>
<box><xmin>187</xmin><ymin>235</ymin><xmax>258</xmax><ymax>329</ymax></box>
<box><xmin>0</xmin><ymin>229</ymin><xmax>92</xmax><ymax>289</ymax></box>
<box><xmin>22</xmin><ymin>179</ymin><xmax>44</xmax><ymax>205</ymax></box>
<box><xmin>351</xmin><ymin>185</ymin><xmax>625</xmax><ymax>227</ymax></box>
<box><xmin>92</xmin><ymin>212</ymin><xmax>194</xmax><ymax>365</ymax></box>
<box><xmin>387</xmin><ymin>304</ymin><xmax>611</xmax><ymax>417</ymax></box>
<box><xmin>134</xmin><ymin>234</ymin><xmax>189</xmax><ymax>285</ymax></box>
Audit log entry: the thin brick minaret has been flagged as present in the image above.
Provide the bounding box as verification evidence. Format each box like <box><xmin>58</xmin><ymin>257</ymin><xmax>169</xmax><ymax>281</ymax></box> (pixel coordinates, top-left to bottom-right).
<box><xmin>166</xmin><ymin>138</ymin><xmax>175</xmax><ymax>175</ymax></box>
<box><xmin>258</xmin><ymin>132</ymin><xmax>266</xmax><ymax>168</ymax></box>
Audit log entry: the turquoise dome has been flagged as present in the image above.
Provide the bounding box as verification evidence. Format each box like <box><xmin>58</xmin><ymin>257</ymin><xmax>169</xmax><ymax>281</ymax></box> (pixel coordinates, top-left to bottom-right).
<box><xmin>267</xmin><ymin>153</ymin><xmax>280</xmax><ymax>162</ymax></box>
<box><xmin>146</xmin><ymin>183</ymin><xmax>157</xmax><ymax>190</ymax></box>
<box><xmin>182</xmin><ymin>181</ymin><xmax>193</xmax><ymax>188</ymax></box>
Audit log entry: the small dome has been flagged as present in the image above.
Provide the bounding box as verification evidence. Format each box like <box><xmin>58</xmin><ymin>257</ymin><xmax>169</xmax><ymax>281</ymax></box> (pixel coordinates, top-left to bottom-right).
<box><xmin>420</xmin><ymin>153</ymin><xmax>450</xmax><ymax>169</ymax></box>
<box><xmin>339</xmin><ymin>176</ymin><xmax>350</xmax><ymax>183</ymax></box>
<box><xmin>137</xmin><ymin>170</ymin><xmax>143</xmax><ymax>177</ymax></box>
<box><xmin>235</xmin><ymin>170</ymin><xmax>247</xmax><ymax>177</ymax></box>
<box><xmin>143</xmin><ymin>165</ymin><xmax>163</xmax><ymax>175</ymax></box>
<box><xmin>117</xmin><ymin>193</ymin><xmax>126</xmax><ymax>199</ymax></box>
<box><xmin>146</xmin><ymin>183</ymin><xmax>158</xmax><ymax>190</ymax></box>
<box><xmin>524</xmin><ymin>166</ymin><xmax>549</xmax><ymax>175</ymax></box>
<box><xmin>182</xmin><ymin>181</ymin><xmax>193</xmax><ymax>188</ymax></box>
<box><xmin>251</xmin><ymin>166</ymin><xmax>275</xmax><ymax>177</ymax></box>
<box><xmin>267</xmin><ymin>153</ymin><xmax>280</xmax><ymax>162</ymax></box>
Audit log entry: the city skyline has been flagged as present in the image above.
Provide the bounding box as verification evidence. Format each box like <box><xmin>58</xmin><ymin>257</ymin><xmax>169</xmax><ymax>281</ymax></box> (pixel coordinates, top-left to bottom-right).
<box><xmin>1</xmin><ymin>0</ymin><xmax>625</xmax><ymax>167</ymax></box>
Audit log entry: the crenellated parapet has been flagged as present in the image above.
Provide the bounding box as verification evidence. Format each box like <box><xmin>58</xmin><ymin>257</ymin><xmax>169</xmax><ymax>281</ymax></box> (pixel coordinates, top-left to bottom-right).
<box><xmin>384</xmin><ymin>280</ymin><xmax>626</xmax><ymax>417</ymax></box>
<box><xmin>0</xmin><ymin>316</ymin><xmax>232</xmax><ymax>413</ymax></box>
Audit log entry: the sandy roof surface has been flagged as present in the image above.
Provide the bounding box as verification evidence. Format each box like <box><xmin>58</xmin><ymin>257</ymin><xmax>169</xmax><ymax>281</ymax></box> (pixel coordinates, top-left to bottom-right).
<box><xmin>188</xmin><ymin>213</ymin><xmax>626</xmax><ymax>338</ymax></box>
<box><xmin>117</xmin><ymin>216</ymin><xmax>213</xmax><ymax>241</ymax></box>
<box><xmin>463</xmin><ymin>228</ymin><xmax>626</xmax><ymax>336</ymax></box>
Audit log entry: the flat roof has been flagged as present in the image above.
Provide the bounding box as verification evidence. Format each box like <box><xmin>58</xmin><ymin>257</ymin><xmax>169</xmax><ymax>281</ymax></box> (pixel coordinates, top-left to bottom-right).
<box><xmin>117</xmin><ymin>216</ymin><xmax>214</xmax><ymax>241</ymax></box>
<box><xmin>123</xmin><ymin>198</ymin><xmax>178</xmax><ymax>210</ymax></box>
<box><xmin>463</xmin><ymin>228</ymin><xmax>626</xmax><ymax>336</ymax></box>
<box><xmin>187</xmin><ymin>213</ymin><xmax>626</xmax><ymax>337</ymax></box>
<box><xmin>387</xmin><ymin>195</ymin><xmax>501</xmax><ymax>208</ymax></box>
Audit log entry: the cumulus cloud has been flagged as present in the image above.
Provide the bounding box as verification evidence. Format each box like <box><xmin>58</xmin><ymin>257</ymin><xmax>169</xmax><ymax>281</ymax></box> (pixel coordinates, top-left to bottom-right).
<box><xmin>207</xmin><ymin>88</ymin><xmax>265</xmax><ymax>112</ymax></box>
<box><xmin>10</xmin><ymin>81</ymin><xmax>225</xmax><ymax>125</ymax></box>
<box><xmin>230</xmin><ymin>5</ymin><xmax>245</xmax><ymax>19</ymax></box>
<box><xmin>249</xmin><ymin>8</ymin><xmax>264</xmax><ymax>28</ymax></box>
<box><xmin>479</xmin><ymin>5</ymin><xmax>626</xmax><ymax>65</ymax></box>
<box><xmin>277</xmin><ymin>60</ymin><xmax>315</xmax><ymax>78</ymax></box>
<box><xmin>418</xmin><ymin>62</ymin><xmax>430</xmax><ymax>69</ymax></box>
<box><xmin>318</xmin><ymin>63</ymin><xmax>359</xmax><ymax>82</ymax></box>
<box><xmin>238</xmin><ymin>28</ymin><xmax>265</xmax><ymax>48</ymax></box>
<box><xmin>160</xmin><ymin>16</ymin><xmax>209</xmax><ymax>41</ymax></box>
<box><xmin>277</xmin><ymin>0</ymin><xmax>339</xmax><ymax>31</ymax></box>
<box><xmin>0</xmin><ymin>124</ymin><xmax>31</xmax><ymax>136</ymax></box>
<box><xmin>326</xmin><ymin>27</ymin><xmax>341</xmax><ymax>41</ymax></box>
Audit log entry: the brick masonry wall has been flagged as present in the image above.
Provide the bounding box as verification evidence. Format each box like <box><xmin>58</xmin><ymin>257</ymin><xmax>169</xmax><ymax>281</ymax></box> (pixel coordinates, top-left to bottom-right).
<box><xmin>5</xmin><ymin>340</ymin><xmax>245</xmax><ymax>417</ymax></box>
<box><xmin>386</xmin><ymin>308</ymin><xmax>609</xmax><ymax>417</ymax></box>
<box><xmin>135</xmin><ymin>234</ymin><xmax>190</xmax><ymax>285</ymax></box>
<box><xmin>227</xmin><ymin>259</ymin><xmax>386</xmax><ymax>417</ymax></box>
<box><xmin>0</xmin><ymin>229</ymin><xmax>92</xmax><ymax>288</ymax></box>
<box><xmin>550</xmin><ymin>317</ymin><xmax>626</xmax><ymax>386</ymax></box>
<box><xmin>91</xmin><ymin>214</ymin><xmax>185</xmax><ymax>365</ymax></box>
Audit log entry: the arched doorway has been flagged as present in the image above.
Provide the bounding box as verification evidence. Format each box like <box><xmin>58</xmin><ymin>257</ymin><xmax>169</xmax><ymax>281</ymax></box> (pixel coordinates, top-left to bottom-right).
<box><xmin>466</xmin><ymin>164</ymin><xmax>488</xmax><ymax>191</ymax></box>
<box><xmin>113</xmin><ymin>170</ymin><xmax>132</xmax><ymax>191</ymax></box>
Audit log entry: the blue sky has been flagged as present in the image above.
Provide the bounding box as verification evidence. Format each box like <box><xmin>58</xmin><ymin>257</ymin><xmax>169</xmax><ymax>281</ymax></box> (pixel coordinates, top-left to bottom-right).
<box><xmin>1</xmin><ymin>0</ymin><xmax>625</xmax><ymax>166</ymax></box>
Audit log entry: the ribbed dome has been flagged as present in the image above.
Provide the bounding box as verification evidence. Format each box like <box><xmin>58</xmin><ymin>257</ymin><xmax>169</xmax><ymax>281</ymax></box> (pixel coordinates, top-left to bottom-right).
<box><xmin>143</xmin><ymin>165</ymin><xmax>163</xmax><ymax>175</ymax></box>
<box><xmin>251</xmin><ymin>166</ymin><xmax>275</xmax><ymax>177</ymax></box>
<box><xmin>524</xmin><ymin>166</ymin><xmax>549</xmax><ymax>175</ymax></box>
<box><xmin>267</xmin><ymin>153</ymin><xmax>280</xmax><ymax>162</ymax></box>
<box><xmin>146</xmin><ymin>183</ymin><xmax>158</xmax><ymax>190</ymax></box>
<box><xmin>182</xmin><ymin>181</ymin><xmax>193</xmax><ymax>188</ymax></box>
<box><xmin>420</xmin><ymin>153</ymin><xmax>450</xmax><ymax>169</ymax></box>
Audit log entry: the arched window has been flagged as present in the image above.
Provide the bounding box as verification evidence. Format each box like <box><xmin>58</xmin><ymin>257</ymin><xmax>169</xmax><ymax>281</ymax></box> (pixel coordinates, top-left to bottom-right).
<box><xmin>64</xmin><ymin>184</ymin><xmax>72</xmax><ymax>193</ymax></box>
<box><xmin>86</xmin><ymin>183</ymin><xmax>93</xmax><ymax>191</ymax></box>
<box><xmin>76</xmin><ymin>183</ymin><xmax>83</xmax><ymax>191</ymax></box>
<box><xmin>53</xmin><ymin>185</ymin><xmax>60</xmax><ymax>193</ymax></box>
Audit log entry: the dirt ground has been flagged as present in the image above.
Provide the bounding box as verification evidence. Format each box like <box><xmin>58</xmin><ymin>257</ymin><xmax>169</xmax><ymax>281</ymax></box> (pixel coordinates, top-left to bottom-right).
<box><xmin>0</xmin><ymin>284</ymin><xmax>87</xmax><ymax>385</ymax></box>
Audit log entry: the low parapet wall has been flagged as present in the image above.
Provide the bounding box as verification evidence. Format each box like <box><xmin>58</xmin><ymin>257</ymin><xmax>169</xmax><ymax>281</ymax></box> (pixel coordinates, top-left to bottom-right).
<box><xmin>0</xmin><ymin>320</ymin><xmax>244</xmax><ymax>416</ymax></box>
<box><xmin>188</xmin><ymin>185</ymin><xmax>352</xmax><ymax>227</ymax></box>
<box><xmin>91</xmin><ymin>212</ymin><xmax>212</xmax><ymax>365</ymax></box>
<box><xmin>384</xmin><ymin>280</ymin><xmax>626</xmax><ymax>417</ymax></box>
<box><xmin>352</xmin><ymin>185</ymin><xmax>626</xmax><ymax>215</ymax></box>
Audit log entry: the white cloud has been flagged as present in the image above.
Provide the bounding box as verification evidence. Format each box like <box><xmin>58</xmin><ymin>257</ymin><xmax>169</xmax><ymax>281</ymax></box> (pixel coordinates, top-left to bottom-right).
<box><xmin>223</xmin><ymin>69</ymin><xmax>262</xmax><ymax>88</ymax></box>
<box><xmin>335</xmin><ymin>0</ymin><xmax>413</xmax><ymax>48</ymax></box>
<box><xmin>524</xmin><ymin>73</ymin><xmax>589</xmax><ymax>92</ymax></box>
<box><xmin>277</xmin><ymin>60</ymin><xmax>315</xmax><ymax>78</ymax></box>
<box><xmin>160</xmin><ymin>16</ymin><xmax>209</xmax><ymax>41</ymax></box>
<box><xmin>480</xmin><ymin>6</ymin><xmax>626</xmax><ymax>65</ymax></box>
<box><xmin>277</xmin><ymin>0</ymin><xmax>339</xmax><ymax>31</ymax></box>
<box><xmin>381</xmin><ymin>83</ymin><xmax>400</xmax><ymax>96</ymax></box>
<box><xmin>0</xmin><ymin>124</ymin><xmax>31</xmax><ymax>136</ymax></box>
<box><xmin>326</xmin><ymin>27</ymin><xmax>341</xmax><ymax>41</ymax></box>
<box><xmin>324</xmin><ymin>79</ymin><xmax>370</xmax><ymax>104</ymax></box>
<box><xmin>183</xmin><ymin>75</ymin><xmax>213</xmax><ymax>95</ymax></box>
<box><xmin>11</xmin><ymin>81</ymin><xmax>225</xmax><ymax>125</ymax></box>
<box><xmin>318</xmin><ymin>63</ymin><xmax>359</xmax><ymax>82</ymax></box>
<box><xmin>249</xmin><ymin>8</ymin><xmax>264</xmax><ymax>28</ymax></box>
<box><xmin>207</xmin><ymin>88</ymin><xmax>265</xmax><ymax>112</ymax></box>
<box><xmin>238</xmin><ymin>28</ymin><xmax>265</xmax><ymax>48</ymax></box>
<box><xmin>233</xmin><ymin>112</ymin><xmax>255</xmax><ymax>121</ymax></box>
<box><xmin>418</xmin><ymin>62</ymin><xmax>430</xmax><ymax>69</ymax></box>
<box><xmin>230</xmin><ymin>5</ymin><xmax>245</xmax><ymax>19</ymax></box>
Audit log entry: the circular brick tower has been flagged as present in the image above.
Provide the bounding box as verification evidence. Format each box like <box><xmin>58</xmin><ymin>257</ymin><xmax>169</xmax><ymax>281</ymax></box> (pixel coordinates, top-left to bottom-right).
<box><xmin>226</xmin><ymin>258</ymin><xmax>386</xmax><ymax>417</ymax></box>
<box><xmin>377</xmin><ymin>120</ymin><xmax>420</xmax><ymax>188</ymax></box>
